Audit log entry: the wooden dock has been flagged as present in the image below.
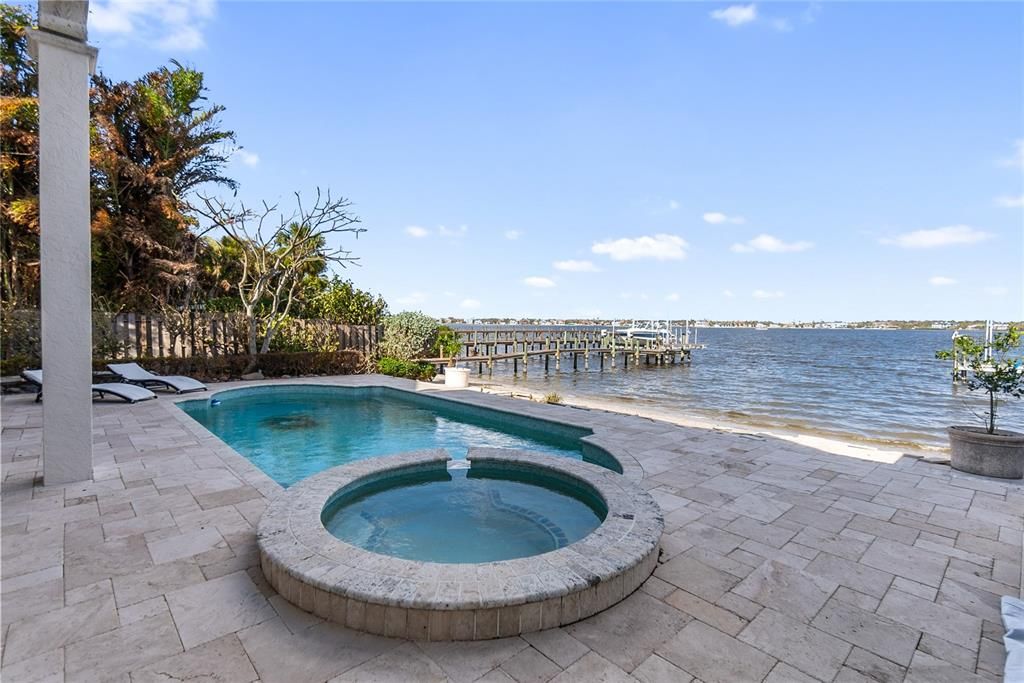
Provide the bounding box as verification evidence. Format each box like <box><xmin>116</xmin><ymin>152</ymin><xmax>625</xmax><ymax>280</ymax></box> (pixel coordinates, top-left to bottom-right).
<box><xmin>422</xmin><ymin>326</ymin><xmax>705</xmax><ymax>376</ymax></box>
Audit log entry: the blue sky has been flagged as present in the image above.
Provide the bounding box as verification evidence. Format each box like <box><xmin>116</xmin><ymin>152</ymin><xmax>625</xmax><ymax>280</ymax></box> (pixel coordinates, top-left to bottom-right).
<box><xmin>87</xmin><ymin>1</ymin><xmax>1023</xmax><ymax>321</ymax></box>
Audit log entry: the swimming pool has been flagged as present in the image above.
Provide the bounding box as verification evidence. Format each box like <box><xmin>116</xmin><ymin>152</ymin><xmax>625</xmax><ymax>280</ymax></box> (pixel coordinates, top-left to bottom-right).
<box><xmin>178</xmin><ymin>385</ymin><xmax>620</xmax><ymax>486</ymax></box>
<box><xmin>321</xmin><ymin>462</ymin><xmax>606</xmax><ymax>563</ymax></box>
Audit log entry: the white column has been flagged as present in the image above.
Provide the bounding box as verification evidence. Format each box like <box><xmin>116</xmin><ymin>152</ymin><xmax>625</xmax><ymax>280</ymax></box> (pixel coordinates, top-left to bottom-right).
<box><xmin>30</xmin><ymin>3</ymin><xmax>98</xmax><ymax>484</ymax></box>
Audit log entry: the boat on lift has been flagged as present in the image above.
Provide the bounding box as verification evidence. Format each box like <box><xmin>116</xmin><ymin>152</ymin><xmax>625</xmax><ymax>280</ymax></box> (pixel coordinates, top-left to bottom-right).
<box><xmin>602</xmin><ymin>320</ymin><xmax>679</xmax><ymax>345</ymax></box>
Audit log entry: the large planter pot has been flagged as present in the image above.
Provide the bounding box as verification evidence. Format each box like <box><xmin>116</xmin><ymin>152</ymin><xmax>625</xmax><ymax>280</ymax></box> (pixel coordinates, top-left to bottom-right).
<box><xmin>948</xmin><ymin>426</ymin><xmax>1024</xmax><ymax>479</ymax></box>
<box><xmin>443</xmin><ymin>366</ymin><xmax>470</xmax><ymax>388</ymax></box>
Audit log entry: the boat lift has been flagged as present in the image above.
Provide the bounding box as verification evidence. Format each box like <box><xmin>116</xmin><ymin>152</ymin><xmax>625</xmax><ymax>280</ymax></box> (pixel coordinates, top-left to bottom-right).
<box><xmin>950</xmin><ymin>320</ymin><xmax>995</xmax><ymax>383</ymax></box>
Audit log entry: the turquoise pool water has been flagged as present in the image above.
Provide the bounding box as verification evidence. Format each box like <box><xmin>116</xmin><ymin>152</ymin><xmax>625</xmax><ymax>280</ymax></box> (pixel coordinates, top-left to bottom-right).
<box><xmin>178</xmin><ymin>385</ymin><xmax>618</xmax><ymax>486</ymax></box>
<box><xmin>321</xmin><ymin>465</ymin><xmax>606</xmax><ymax>563</ymax></box>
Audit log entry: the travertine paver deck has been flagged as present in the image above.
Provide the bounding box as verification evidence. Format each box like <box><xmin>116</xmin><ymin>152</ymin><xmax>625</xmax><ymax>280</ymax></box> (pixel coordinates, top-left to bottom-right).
<box><xmin>2</xmin><ymin>374</ymin><xmax>1022</xmax><ymax>682</ymax></box>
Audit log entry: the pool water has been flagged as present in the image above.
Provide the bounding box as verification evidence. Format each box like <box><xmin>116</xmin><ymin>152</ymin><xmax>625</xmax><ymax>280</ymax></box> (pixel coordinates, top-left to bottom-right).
<box><xmin>178</xmin><ymin>385</ymin><xmax>617</xmax><ymax>487</ymax></box>
<box><xmin>321</xmin><ymin>465</ymin><xmax>606</xmax><ymax>563</ymax></box>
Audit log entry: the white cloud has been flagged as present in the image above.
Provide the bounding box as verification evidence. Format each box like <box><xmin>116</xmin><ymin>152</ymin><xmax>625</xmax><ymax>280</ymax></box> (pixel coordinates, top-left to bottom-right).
<box><xmin>999</xmin><ymin>139</ymin><xmax>1024</xmax><ymax>168</ymax></box>
<box><xmin>460</xmin><ymin>298</ymin><xmax>481</xmax><ymax>310</ymax></box>
<box><xmin>504</xmin><ymin>230</ymin><xmax>522</xmax><ymax>240</ymax></box>
<box><xmin>928</xmin><ymin>276</ymin><xmax>957</xmax><ymax>286</ymax></box>
<box><xmin>523</xmin><ymin>276</ymin><xmax>556</xmax><ymax>289</ymax></box>
<box><xmin>731</xmin><ymin>234</ymin><xmax>813</xmax><ymax>253</ymax></box>
<box><xmin>770</xmin><ymin>18</ymin><xmax>793</xmax><ymax>32</ymax></box>
<box><xmin>665</xmin><ymin>292</ymin><xmax>680</xmax><ymax>302</ymax></box>
<box><xmin>159</xmin><ymin>25</ymin><xmax>203</xmax><ymax>51</ymax></box>
<box><xmin>879</xmin><ymin>225</ymin><xmax>991</xmax><ymax>249</ymax></box>
<box><xmin>553</xmin><ymin>259</ymin><xmax>600</xmax><ymax>273</ymax></box>
<box><xmin>592</xmin><ymin>234</ymin><xmax>688</xmax><ymax>261</ymax></box>
<box><xmin>438</xmin><ymin>225</ymin><xmax>468</xmax><ymax>238</ymax></box>
<box><xmin>396</xmin><ymin>291</ymin><xmax>427</xmax><ymax>306</ymax></box>
<box><xmin>90</xmin><ymin>3</ymin><xmax>134</xmax><ymax>33</ymax></box>
<box><xmin>668</xmin><ymin>200</ymin><xmax>680</xmax><ymax>211</ymax></box>
<box><xmin>710</xmin><ymin>4</ymin><xmax>758</xmax><ymax>27</ymax></box>
<box><xmin>703</xmin><ymin>212</ymin><xmax>746</xmax><ymax>225</ymax></box>
<box><xmin>995</xmin><ymin>195</ymin><xmax>1024</xmax><ymax>208</ymax></box>
<box><xmin>722</xmin><ymin>289</ymin><xmax>735</xmax><ymax>298</ymax></box>
<box><xmin>752</xmin><ymin>289</ymin><xmax>784</xmax><ymax>299</ymax></box>
<box><xmin>232</xmin><ymin>149</ymin><xmax>259</xmax><ymax>167</ymax></box>
<box><xmin>89</xmin><ymin>0</ymin><xmax>217</xmax><ymax>51</ymax></box>
<box><xmin>984</xmin><ymin>286</ymin><xmax>1009</xmax><ymax>296</ymax></box>
<box><xmin>405</xmin><ymin>225</ymin><xmax>429</xmax><ymax>238</ymax></box>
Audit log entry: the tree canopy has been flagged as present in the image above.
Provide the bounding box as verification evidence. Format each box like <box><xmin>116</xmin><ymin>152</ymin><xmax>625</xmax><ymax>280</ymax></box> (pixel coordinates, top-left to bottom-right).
<box><xmin>0</xmin><ymin>2</ymin><xmax>387</xmax><ymax>363</ymax></box>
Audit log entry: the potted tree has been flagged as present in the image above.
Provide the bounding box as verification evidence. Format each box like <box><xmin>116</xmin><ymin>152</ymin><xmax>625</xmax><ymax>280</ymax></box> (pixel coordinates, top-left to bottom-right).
<box><xmin>436</xmin><ymin>326</ymin><xmax>469</xmax><ymax>388</ymax></box>
<box><xmin>936</xmin><ymin>325</ymin><xmax>1024</xmax><ymax>478</ymax></box>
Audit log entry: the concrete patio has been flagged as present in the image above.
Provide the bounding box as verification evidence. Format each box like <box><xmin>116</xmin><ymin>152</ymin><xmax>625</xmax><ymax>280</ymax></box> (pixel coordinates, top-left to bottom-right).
<box><xmin>1</xmin><ymin>375</ymin><xmax>1021</xmax><ymax>682</ymax></box>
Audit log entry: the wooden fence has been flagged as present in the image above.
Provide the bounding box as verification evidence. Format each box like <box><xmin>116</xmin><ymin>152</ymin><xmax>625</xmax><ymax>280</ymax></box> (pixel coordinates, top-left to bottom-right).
<box><xmin>102</xmin><ymin>313</ymin><xmax>380</xmax><ymax>360</ymax></box>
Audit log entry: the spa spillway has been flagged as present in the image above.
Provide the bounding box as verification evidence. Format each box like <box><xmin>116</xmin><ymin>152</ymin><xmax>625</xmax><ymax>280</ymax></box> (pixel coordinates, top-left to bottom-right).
<box><xmin>257</xmin><ymin>449</ymin><xmax>663</xmax><ymax>640</ymax></box>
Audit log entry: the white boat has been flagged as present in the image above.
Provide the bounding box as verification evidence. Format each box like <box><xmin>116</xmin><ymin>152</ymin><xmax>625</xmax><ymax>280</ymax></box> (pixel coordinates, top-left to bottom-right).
<box><xmin>603</xmin><ymin>320</ymin><xmax>679</xmax><ymax>345</ymax></box>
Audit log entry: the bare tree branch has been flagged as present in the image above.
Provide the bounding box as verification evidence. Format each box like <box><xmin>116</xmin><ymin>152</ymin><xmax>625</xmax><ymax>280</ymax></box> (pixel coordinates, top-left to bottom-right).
<box><xmin>193</xmin><ymin>189</ymin><xmax>365</xmax><ymax>362</ymax></box>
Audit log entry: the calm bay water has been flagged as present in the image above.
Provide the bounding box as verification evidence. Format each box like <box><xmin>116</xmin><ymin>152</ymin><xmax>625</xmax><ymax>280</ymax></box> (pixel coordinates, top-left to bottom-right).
<box><xmin>489</xmin><ymin>328</ymin><xmax>1023</xmax><ymax>450</ymax></box>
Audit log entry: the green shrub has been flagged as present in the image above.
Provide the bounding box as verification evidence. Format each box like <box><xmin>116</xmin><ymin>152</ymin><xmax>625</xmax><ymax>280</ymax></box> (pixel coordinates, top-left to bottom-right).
<box><xmin>377</xmin><ymin>356</ymin><xmax>436</xmax><ymax>381</ymax></box>
<box><xmin>303</xmin><ymin>276</ymin><xmax>388</xmax><ymax>325</ymax></box>
<box><xmin>1</xmin><ymin>306</ymin><xmax>40</xmax><ymax>365</ymax></box>
<box><xmin>1</xmin><ymin>306</ymin><xmax>130</xmax><ymax>370</ymax></box>
<box><xmin>378</xmin><ymin>311</ymin><xmax>439</xmax><ymax>361</ymax></box>
<box><xmin>0</xmin><ymin>353</ymin><xmax>35</xmax><ymax>376</ymax></box>
<box><xmin>268</xmin><ymin>316</ymin><xmax>341</xmax><ymax>353</ymax></box>
<box><xmin>205</xmin><ymin>296</ymin><xmax>243</xmax><ymax>313</ymax></box>
<box><xmin>91</xmin><ymin>350</ymin><xmax>363</xmax><ymax>381</ymax></box>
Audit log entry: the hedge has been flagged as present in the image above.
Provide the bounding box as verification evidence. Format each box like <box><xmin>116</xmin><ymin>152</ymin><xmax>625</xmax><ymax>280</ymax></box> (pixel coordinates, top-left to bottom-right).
<box><xmin>376</xmin><ymin>356</ymin><xmax>436</xmax><ymax>381</ymax></box>
<box><xmin>1</xmin><ymin>351</ymin><xmax>363</xmax><ymax>381</ymax></box>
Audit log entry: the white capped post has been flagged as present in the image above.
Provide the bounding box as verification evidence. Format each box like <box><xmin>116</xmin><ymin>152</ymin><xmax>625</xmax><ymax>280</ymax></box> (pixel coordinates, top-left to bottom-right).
<box><xmin>29</xmin><ymin>1</ymin><xmax>98</xmax><ymax>484</ymax></box>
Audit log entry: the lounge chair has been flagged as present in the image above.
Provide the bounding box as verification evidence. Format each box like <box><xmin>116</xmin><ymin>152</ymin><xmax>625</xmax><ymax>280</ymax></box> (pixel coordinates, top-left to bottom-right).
<box><xmin>21</xmin><ymin>369</ymin><xmax>158</xmax><ymax>404</ymax></box>
<box><xmin>107</xmin><ymin>363</ymin><xmax>207</xmax><ymax>394</ymax></box>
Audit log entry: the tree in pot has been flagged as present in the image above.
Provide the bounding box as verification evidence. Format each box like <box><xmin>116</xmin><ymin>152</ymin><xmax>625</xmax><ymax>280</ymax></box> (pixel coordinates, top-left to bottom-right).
<box><xmin>936</xmin><ymin>326</ymin><xmax>1024</xmax><ymax>478</ymax></box>
<box><xmin>435</xmin><ymin>326</ymin><xmax>468</xmax><ymax>387</ymax></box>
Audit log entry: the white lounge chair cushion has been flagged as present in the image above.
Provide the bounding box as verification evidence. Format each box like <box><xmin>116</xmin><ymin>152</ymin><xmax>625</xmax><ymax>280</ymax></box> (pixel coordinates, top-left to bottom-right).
<box><xmin>157</xmin><ymin>375</ymin><xmax>207</xmax><ymax>392</ymax></box>
<box><xmin>107</xmin><ymin>363</ymin><xmax>206</xmax><ymax>392</ymax></box>
<box><xmin>21</xmin><ymin>369</ymin><xmax>157</xmax><ymax>403</ymax></box>
<box><xmin>92</xmin><ymin>383</ymin><xmax>157</xmax><ymax>402</ymax></box>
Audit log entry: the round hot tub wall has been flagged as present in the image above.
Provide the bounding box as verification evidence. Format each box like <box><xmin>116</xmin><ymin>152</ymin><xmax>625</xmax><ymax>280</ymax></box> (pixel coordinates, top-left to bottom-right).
<box><xmin>257</xmin><ymin>448</ymin><xmax>663</xmax><ymax>640</ymax></box>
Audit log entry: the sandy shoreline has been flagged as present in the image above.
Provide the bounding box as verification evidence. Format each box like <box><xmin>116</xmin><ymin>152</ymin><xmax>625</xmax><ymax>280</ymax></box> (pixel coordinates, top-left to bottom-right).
<box><xmin>469</xmin><ymin>378</ymin><xmax>946</xmax><ymax>466</ymax></box>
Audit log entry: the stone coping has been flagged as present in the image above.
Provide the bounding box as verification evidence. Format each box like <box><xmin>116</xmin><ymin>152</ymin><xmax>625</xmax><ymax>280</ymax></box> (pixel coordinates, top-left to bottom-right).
<box><xmin>256</xmin><ymin>448</ymin><xmax>663</xmax><ymax>640</ymax></box>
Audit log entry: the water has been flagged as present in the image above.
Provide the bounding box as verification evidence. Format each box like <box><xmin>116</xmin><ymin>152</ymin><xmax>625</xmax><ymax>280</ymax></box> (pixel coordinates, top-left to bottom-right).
<box><xmin>321</xmin><ymin>466</ymin><xmax>605</xmax><ymax>563</ymax></box>
<box><xmin>178</xmin><ymin>385</ymin><xmax>611</xmax><ymax>487</ymax></box>
<box><xmin>493</xmin><ymin>328</ymin><xmax>1023</xmax><ymax>450</ymax></box>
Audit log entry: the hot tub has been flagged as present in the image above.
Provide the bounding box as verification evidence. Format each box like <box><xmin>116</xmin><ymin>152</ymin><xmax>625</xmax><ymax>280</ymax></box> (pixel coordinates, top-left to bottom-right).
<box><xmin>257</xmin><ymin>449</ymin><xmax>663</xmax><ymax>640</ymax></box>
<box><xmin>321</xmin><ymin>462</ymin><xmax>607</xmax><ymax>563</ymax></box>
